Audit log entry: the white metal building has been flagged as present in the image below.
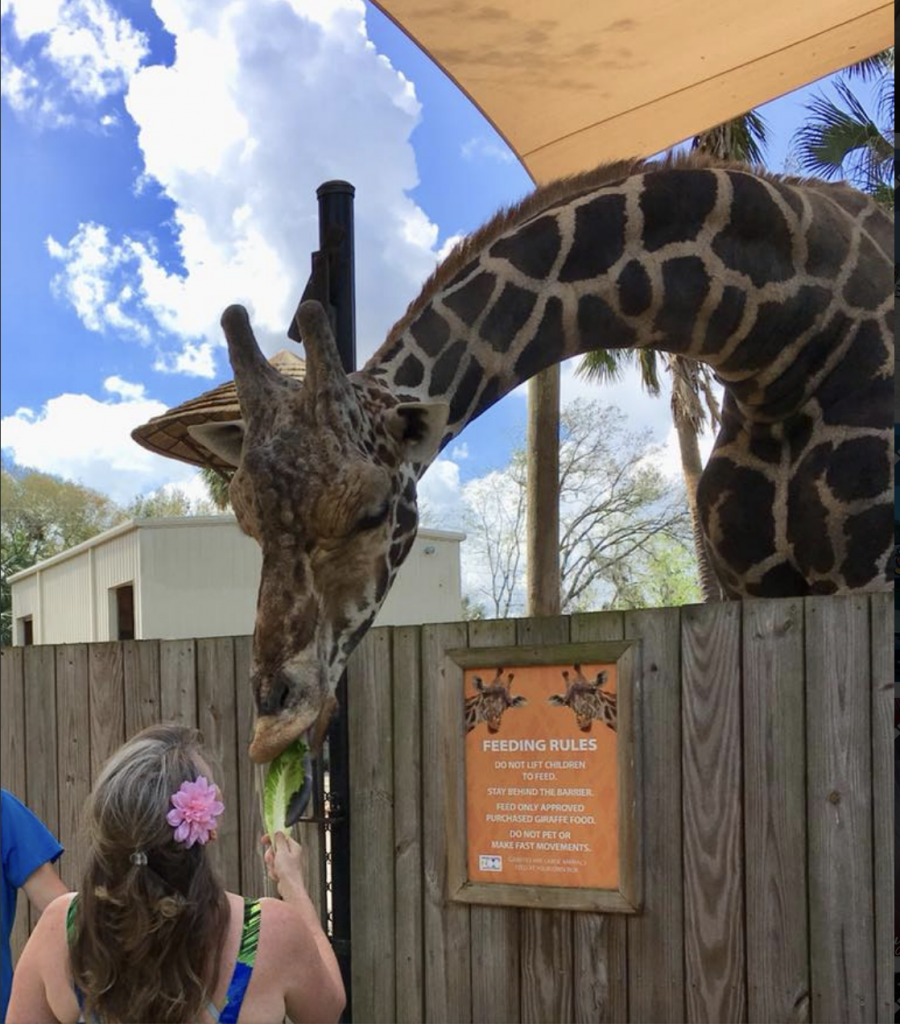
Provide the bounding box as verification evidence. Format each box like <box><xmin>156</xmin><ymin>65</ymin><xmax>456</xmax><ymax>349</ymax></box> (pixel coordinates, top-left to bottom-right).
<box><xmin>9</xmin><ymin>517</ymin><xmax>464</xmax><ymax>646</ymax></box>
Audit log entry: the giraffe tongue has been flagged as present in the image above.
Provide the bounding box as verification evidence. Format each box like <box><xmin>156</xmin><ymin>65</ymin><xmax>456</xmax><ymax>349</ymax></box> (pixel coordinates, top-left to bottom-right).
<box><xmin>283</xmin><ymin>699</ymin><xmax>337</xmax><ymax>826</ymax></box>
<box><xmin>284</xmin><ymin>743</ymin><xmax>314</xmax><ymax>827</ymax></box>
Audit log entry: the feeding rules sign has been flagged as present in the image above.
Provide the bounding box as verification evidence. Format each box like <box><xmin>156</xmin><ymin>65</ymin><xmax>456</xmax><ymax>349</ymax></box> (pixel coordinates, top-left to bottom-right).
<box><xmin>464</xmin><ymin>662</ymin><xmax>619</xmax><ymax>890</ymax></box>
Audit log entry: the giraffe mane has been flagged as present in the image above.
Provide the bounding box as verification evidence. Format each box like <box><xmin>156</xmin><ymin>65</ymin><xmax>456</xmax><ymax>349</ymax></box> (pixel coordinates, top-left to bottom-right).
<box><xmin>382</xmin><ymin>150</ymin><xmax>859</xmax><ymax>347</ymax></box>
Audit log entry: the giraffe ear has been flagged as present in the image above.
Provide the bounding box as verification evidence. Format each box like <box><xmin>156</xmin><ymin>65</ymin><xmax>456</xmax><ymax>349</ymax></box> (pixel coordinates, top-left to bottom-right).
<box><xmin>187</xmin><ymin>420</ymin><xmax>246</xmax><ymax>468</ymax></box>
<box><xmin>386</xmin><ymin>402</ymin><xmax>449</xmax><ymax>464</ymax></box>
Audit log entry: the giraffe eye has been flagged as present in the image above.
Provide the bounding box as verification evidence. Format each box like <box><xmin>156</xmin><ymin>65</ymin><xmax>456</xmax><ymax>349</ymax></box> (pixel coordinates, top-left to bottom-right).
<box><xmin>356</xmin><ymin>502</ymin><xmax>390</xmax><ymax>532</ymax></box>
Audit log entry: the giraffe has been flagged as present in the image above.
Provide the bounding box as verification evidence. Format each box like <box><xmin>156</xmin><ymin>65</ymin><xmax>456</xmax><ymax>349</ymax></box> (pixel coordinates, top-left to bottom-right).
<box><xmin>548</xmin><ymin>665</ymin><xmax>617</xmax><ymax>734</ymax></box>
<box><xmin>196</xmin><ymin>152</ymin><xmax>891</xmax><ymax>763</ymax></box>
<box><xmin>464</xmin><ymin>668</ymin><xmax>527</xmax><ymax>733</ymax></box>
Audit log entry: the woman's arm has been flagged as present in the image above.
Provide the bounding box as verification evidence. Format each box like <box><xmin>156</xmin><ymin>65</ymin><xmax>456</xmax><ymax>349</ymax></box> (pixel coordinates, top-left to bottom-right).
<box><xmin>264</xmin><ymin>833</ymin><xmax>346</xmax><ymax>1023</ymax></box>
<box><xmin>22</xmin><ymin>863</ymin><xmax>69</xmax><ymax>915</ymax></box>
<box><xmin>6</xmin><ymin>895</ymin><xmax>71</xmax><ymax>1024</ymax></box>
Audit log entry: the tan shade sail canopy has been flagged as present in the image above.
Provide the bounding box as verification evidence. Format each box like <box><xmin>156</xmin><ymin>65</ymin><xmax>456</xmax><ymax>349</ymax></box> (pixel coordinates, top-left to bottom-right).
<box><xmin>372</xmin><ymin>0</ymin><xmax>892</xmax><ymax>183</ymax></box>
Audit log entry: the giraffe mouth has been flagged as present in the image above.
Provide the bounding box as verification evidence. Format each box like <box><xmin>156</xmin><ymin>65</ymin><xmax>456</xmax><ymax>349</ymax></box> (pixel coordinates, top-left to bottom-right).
<box><xmin>248</xmin><ymin>695</ymin><xmax>337</xmax><ymax>764</ymax></box>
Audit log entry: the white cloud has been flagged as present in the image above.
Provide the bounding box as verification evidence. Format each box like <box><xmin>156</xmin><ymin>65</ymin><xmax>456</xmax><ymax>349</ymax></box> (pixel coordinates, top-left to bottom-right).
<box><xmin>37</xmin><ymin>0</ymin><xmax>458</xmax><ymax>379</ymax></box>
<box><xmin>153</xmin><ymin>341</ymin><xmax>216</xmax><ymax>378</ymax></box>
<box><xmin>0</xmin><ymin>379</ymin><xmax>203</xmax><ymax>504</ymax></box>
<box><xmin>450</xmin><ymin>441</ymin><xmax>469</xmax><ymax>461</ymax></box>
<box><xmin>461</xmin><ymin>135</ymin><xmax>515</xmax><ymax>164</ymax></box>
<box><xmin>2</xmin><ymin>0</ymin><xmax>148</xmax><ymax>124</ymax></box>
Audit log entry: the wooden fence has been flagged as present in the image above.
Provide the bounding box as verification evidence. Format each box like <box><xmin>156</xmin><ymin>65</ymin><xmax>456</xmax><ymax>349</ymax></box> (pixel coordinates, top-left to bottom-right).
<box><xmin>0</xmin><ymin>594</ymin><xmax>892</xmax><ymax>1024</ymax></box>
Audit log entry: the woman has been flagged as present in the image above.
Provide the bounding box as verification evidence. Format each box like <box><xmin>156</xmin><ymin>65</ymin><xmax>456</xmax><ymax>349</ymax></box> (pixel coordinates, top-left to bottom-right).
<box><xmin>7</xmin><ymin>724</ymin><xmax>345</xmax><ymax>1023</ymax></box>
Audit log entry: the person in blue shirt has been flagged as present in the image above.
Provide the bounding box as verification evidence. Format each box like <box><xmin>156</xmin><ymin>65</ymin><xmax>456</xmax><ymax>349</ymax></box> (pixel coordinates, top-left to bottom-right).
<box><xmin>1</xmin><ymin>790</ymin><xmax>67</xmax><ymax>1023</ymax></box>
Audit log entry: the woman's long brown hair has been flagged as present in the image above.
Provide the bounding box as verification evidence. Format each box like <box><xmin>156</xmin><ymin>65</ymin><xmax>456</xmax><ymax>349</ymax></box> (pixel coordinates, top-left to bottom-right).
<box><xmin>68</xmin><ymin>725</ymin><xmax>230</xmax><ymax>1023</ymax></box>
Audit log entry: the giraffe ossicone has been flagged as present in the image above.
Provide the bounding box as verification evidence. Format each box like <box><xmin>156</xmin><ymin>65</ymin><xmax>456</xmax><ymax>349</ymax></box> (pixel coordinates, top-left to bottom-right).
<box><xmin>202</xmin><ymin>152</ymin><xmax>891</xmax><ymax>765</ymax></box>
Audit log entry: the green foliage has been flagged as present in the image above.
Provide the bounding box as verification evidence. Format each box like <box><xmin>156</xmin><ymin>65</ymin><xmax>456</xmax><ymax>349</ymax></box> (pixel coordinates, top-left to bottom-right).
<box><xmin>125</xmin><ymin>487</ymin><xmax>216</xmax><ymax>519</ymax></box>
<box><xmin>262</xmin><ymin>737</ymin><xmax>308</xmax><ymax>840</ymax></box>
<box><xmin>602</xmin><ymin>535</ymin><xmax>702</xmax><ymax>610</ymax></box>
<box><xmin>691</xmin><ymin>110</ymin><xmax>769</xmax><ymax>165</ymax></box>
<box><xmin>200</xmin><ymin>467</ymin><xmax>233</xmax><ymax>511</ymax></box>
<box><xmin>1</xmin><ymin>465</ymin><xmax>126</xmax><ymax>645</ymax></box>
<box><xmin>793</xmin><ymin>48</ymin><xmax>894</xmax><ymax>207</ymax></box>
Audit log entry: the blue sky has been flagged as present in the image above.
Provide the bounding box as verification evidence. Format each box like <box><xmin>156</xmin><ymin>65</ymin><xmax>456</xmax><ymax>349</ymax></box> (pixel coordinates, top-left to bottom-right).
<box><xmin>0</xmin><ymin>0</ymin><xmax>883</xmax><ymax>514</ymax></box>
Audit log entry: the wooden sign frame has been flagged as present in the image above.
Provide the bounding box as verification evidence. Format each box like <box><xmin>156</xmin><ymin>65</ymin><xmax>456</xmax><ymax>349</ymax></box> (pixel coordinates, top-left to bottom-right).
<box><xmin>444</xmin><ymin>639</ymin><xmax>642</xmax><ymax>913</ymax></box>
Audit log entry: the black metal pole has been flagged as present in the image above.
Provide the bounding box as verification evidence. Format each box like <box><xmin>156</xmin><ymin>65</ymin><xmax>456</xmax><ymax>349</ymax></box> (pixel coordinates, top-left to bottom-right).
<box><xmin>315</xmin><ymin>179</ymin><xmax>355</xmax><ymax>1022</ymax></box>
<box><xmin>316</xmin><ymin>180</ymin><xmax>356</xmax><ymax>370</ymax></box>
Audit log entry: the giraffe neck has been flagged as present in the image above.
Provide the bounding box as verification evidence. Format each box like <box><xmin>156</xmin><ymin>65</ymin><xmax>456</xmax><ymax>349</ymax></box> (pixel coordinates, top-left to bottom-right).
<box><xmin>363</xmin><ymin>161</ymin><xmax>892</xmax><ymax>466</ymax></box>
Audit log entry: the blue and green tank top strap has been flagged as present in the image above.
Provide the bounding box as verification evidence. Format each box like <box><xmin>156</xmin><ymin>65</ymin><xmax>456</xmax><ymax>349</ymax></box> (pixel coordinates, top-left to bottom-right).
<box><xmin>64</xmin><ymin>894</ymin><xmax>261</xmax><ymax>1024</ymax></box>
<box><xmin>217</xmin><ymin>898</ymin><xmax>262</xmax><ymax>1024</ymax></box>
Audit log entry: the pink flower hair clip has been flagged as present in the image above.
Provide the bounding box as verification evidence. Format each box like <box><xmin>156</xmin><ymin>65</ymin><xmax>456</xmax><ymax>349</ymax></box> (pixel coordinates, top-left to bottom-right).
<box><xmin>166</xmin><ymin>776</ymin><xmax>224</xmax><ymax>848</ymax></box>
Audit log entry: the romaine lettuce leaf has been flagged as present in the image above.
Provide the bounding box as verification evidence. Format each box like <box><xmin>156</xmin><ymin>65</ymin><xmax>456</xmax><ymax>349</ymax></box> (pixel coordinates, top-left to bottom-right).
<box><xmin>263</xmin><ymin>737</ymin><xmax>308</xmax><ymax>840</ymax></box>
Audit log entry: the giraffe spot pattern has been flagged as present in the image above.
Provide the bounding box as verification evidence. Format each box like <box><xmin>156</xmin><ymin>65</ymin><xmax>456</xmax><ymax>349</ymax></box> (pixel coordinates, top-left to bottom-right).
<box><xmin>747</xmin><ymin>562</ymin><xmax>810</xmax><ymax>597</ymax></box>
<box><xmin>489</xmin><ymin>215</ymin><xmax>562</xmax><ymax>279</ymax></box>
<box><xmin>817</xmin><ymin>319</ymin><xmax>890</xmax><ymax>427</ymax></box>
<box><xmin>514</xmin><ymin>296</ymin><xmax>565</xmax><ymax>382</ymax></box>
<box><xmin>826</xmin><ymin>438</ymin><xmax>889</xmax><ymax>502</ymax></box>
<box><xmin>395</xmin><ymin>354</ymin><xmax>424</xmax><ymax>388</ymax></box>
<box><xmin>479</xmin><ymin>282</ymin><xmax>537</xmax><ymax>352</ymax></box>
<box><xmin>558</xmin><ymin>194</ymin><xmax>626</xmax><ymax>281</ymax></box>
<box><xmin>617</xmin><ymin>259</ymin><xmax>652</xmax><ymax>316</ymax></box>
<box><xmin>639</xmin><ymin>169</ymin><xmax>717</xmax><ymax>251</ymax></box>
<box><xmin>448</xmin><ymin>357</ymin><xmax>484</xmax><ymax>425</ymax></box>
<box><xmin>757</xmin><ymin>306</ymin><xmax>852</xmax><ymax>417</ymax></box>
<box><xmin>841</xmin><ymin>503</ymin><xmax>892</xmax><ymax>588</ymax></box>
<box><xmin>444</xmin><ymin>271</ymin><xmax>497</xmax><ymax>326</ymax></box>
<box><xmin>698</xmin><ymin>458</ymin><xmax>775</xmax><ymax>573</ymax></box>
<box><xmin>472</xmin><ymin>376</ymin><xmax>502</xmax><ymax>420</ymax></box>
<box><xmin>653</xmin><ymin>256</ymin><xmax>711</xmax><ymax>352</ymax></box>
<box><xmin>803</xmin><ymin>192</ymin><xmax>853</xmax><ymax>279</ymax></box>
<box><xmin>842</xmin><ymin>234</ymin><xmax>890</xmax><ymax>310</ymax></box>
<box><xmin>429</xmin><ymin>339</ymin><xmax>467</xmax><ymax>397</ymax></box>
<box><xmin>577</xmin><ymin>295</ymin><xmax>636</xmax><ymax>349</ymax></box>
<box><xmin>711</xmin><ymin>173</ymin><xmax>794</xmax><ymax>287</ymax></box>
<box><xmin>410</xmin><ymin>305</ymin><xmax>450</xmax><ymax>357</ymax></box>
<box><xmin>787</xmin><ymin>442</ymin><xmax>834</xmax><ymax>576</ymax></box>
<box><xmin>720</xmin><ymin>285</ymin><xmax>832</xmax><ymax>376</ymax></box>
<box><xmin>702</xmin><ymin>286</ymin><xmax>747</xmax><ymax>357</ymax></box>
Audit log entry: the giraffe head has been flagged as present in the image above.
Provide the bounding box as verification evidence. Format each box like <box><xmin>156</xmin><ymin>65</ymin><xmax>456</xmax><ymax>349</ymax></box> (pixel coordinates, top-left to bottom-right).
<box><xmin>472</xmin><ymin>669</ymin><xmax>527</xmax><ymax>732</ymax></box>
<box><xmin>204</xmin><ymin>302</ymin><xmax>448</xmax><ymax>763</ymax></box>
<box><xmin>549</xmin><ymin>665</ymin><xmax>609</xmax><ymax>731</ymax></box>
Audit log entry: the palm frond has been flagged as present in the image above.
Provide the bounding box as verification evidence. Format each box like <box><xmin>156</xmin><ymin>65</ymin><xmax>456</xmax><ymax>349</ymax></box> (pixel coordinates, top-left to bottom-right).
<box><xmin>845</xmin><ymin>47</ymin><xmax>894</xmax><ymax>82</ymax></box>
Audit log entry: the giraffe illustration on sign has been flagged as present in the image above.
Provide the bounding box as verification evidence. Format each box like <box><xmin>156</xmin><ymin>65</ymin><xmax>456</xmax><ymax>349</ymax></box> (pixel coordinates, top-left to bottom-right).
<box><xmin>548</xmin><ymin>665</ymin><xmax>617</xmax><ymax>734</ymax></box>
<box><xmin>464</xmin><ymin>668</ymin><xmax>527</xmax><ymax>734</ymax></box>
<box><xmin>188</xmin><ymin>153</ymin><xmax>891</xmax><ymax>763</ymax></box>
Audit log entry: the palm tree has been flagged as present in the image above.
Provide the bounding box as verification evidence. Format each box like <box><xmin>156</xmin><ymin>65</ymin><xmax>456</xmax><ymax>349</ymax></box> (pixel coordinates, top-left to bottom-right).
<box><xmin>793</xmin><ymin>48</ymin><xmax>894</xmax><ymax>208</ymax></box>
<box><xmin>579</xmin><ymin>112</ymin><xmax>767</xmax><ymax>601</ymax></box>
<box><xmin>200</xmin><ymin>467</ymin><xmax>233</xmax><ymax>511</ymax></box>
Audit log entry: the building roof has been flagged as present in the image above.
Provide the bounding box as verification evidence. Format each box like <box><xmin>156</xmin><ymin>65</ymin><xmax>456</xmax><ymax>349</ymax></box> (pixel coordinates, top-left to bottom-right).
<box><xmin>131</xmin><ymin>349</ymin><xmax>306</xmax><ymax>470</ymax></box>
<box><xmin>7</xmin><ymin>518</ymin><xmax>465</xmax><ymax>584</ymax></box>
<box><xmin>372</xmin><ymin>0</ymin><xmax>891</xmax><ymax>183</ymax></box>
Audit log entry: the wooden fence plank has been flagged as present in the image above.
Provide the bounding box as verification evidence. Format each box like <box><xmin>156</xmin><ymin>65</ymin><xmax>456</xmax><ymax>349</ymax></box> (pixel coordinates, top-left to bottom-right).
<box><xmin>868</xmin><ymin>593</ymin><xmax>892</xmax><ymax>1024</ymax></box>
<box><xmin>468</xmin><ymin>617</ymin><xmax>521</xmax><ymax>1024</ymax></box>
<box><xmin>516</xmin><ymin>616</ymin><xmax>573</xmax><ymax>1024</ymax></box>
<box><xmin>681</xmin><ymin>602</ymin><xmax>745</xmax><ymax>1024</ymax></box>
<box><xmin>570</xmin><ymin>611</ymin><xmax>629</xmax><ymax>1024</ymax></box>
<box><xmin>24</xmin><ymin>645</ymin><xmax>60</xmax><ymax>933</ymax></box>
<box><xmin>349</xmin><ymin>628</ymin><xmax>396</xmax><ymax>1024</ymax></box>
<box><xmin>159</xmin><ymin>639</ymin><xmax>197</xmax><ymax>728</ymax></box>
<box><xmin>197</xmin><ymin>637</ymin><xmax>241</xmax><ymax>893</ymax></box>
<box><xmin>392</xmin><ymin>625</ymin><xmax>425</xmax><ymax>1024</ymax></box>
<box><xmin>88</xmin><ymin>642</ymin><xmax>126</xmax><ymax>782</ymax></box>
<box><xmin>234</xmin><ymin>636</ymin><xmax>271</xmax><ymax>901</ymax></box>
<box><xmin>422</xmin><ymin>621</ymin><xmax>471</xmax><ymax>1024</ymax></box>
<box><xmin>123</xmin><ymin>639</ymin><xmax>161</xmax><ymax>738</ymax></box>
<box><xmin>624</xmin><ymin>606</ymin><xmax>684</xmax><ymax>1024</ymax></box>
<box><xmin>742</xmin><ymin>598</ymin><xmax>809</xmax><ymax>1024</ymax></box>
<box><xmin>1</xmin><ymin>646</ymin><xmax>30</xmax><ymax>961</ymax></box>
<box><xmin>806</xmin><ymin>595</ymin><xmax>874</xmax><ymax>1023</ymax></box>
<box><xmin>55</xmin><ymin>644</ymin><xmax>91</xmax><ymax>891</ymax></box>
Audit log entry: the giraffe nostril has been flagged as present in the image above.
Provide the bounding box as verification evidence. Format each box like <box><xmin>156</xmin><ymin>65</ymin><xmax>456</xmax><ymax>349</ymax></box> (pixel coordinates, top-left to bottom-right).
<box><xmin>258</xmin><ymin>672</ymin><xmax>292</xmax><ymax>716</ymax></box>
